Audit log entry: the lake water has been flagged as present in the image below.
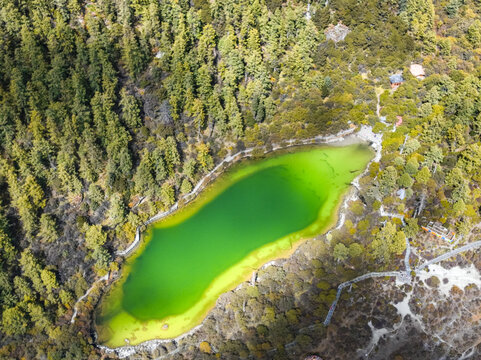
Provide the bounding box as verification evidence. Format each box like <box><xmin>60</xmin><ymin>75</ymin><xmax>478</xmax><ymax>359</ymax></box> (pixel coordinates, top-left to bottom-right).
<box><xmin>96</xmin><ymin>145</ymin><xmax>372</xmax><ymax>347</ymax></box>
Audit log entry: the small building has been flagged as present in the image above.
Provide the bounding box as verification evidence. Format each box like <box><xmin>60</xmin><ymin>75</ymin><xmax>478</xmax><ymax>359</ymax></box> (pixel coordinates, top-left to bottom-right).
<box><xmin>396</xmin><ymin>116</ymin><xmax>403</xmax><ymax>127</ymax></box>
<box><xmin>389</xmin><ymin>74</ymin><xmax>404</xmax><ymax>89</ymax></box>
<box><xmin>410</xmin><ymin>63</ymin><xmax>425</xmax><ymax>80</ymax></box>
<box><xmin>325</xmin><ymin>22</ymin><xmax>350</xmax><ymax>43</ymax></box>
<box><xmin>422</xmin><ymin>221</ymin><xmax>456</xmax><ymax>243</ymax></box>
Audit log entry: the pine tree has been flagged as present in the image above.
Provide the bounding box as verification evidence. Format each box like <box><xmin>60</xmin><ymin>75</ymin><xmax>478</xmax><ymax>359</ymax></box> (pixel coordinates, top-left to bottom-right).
<box><xmin>120</xmin><ymin>88</ymin><xmax>142</xmax><ymax>129</ymax></box>
<box><xmin>400</xmin><ymin>0</ymin><xmax>436</xmax><ymax>51</ymax></box>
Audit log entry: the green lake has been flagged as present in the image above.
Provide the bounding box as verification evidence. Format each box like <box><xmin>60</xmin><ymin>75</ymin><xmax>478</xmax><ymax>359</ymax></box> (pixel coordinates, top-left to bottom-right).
<box><xmin>96</xmin><ymin>145</ymin><xmax>372</xmax><ymax>347</ymax></box>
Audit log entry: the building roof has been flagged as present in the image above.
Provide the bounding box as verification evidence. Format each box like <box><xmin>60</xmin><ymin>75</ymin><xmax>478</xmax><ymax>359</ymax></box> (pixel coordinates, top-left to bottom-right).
<box><xmin>422</xmin><ymin>221</ymin><xmax>456</xmax><ymax>242</ymax></box>
<box><xmin>410</xmin><ymin>63</ymin><xmax>425</xmax><ymax>78</ymax></box>
<box><xmin>325</xmin><ymin>22</ymin><xmax>350</xmax><ymax>43</ymax></box>
<box><xmin>389</xmin><ymin>74</ymin><xmax>404</xmax><ymax>84</ymax></box>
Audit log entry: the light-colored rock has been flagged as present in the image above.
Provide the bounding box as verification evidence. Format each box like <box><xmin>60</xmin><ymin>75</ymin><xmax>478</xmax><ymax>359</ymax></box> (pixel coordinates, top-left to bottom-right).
<box><xmin>325</xmin><ymin>22</ymin><xmax>350</xmax><ymax>43</ymax></box>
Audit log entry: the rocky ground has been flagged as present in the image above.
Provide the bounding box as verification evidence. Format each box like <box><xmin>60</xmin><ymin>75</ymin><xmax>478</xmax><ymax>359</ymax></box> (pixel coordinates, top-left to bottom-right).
<box><xmin>319</xmin><ymin>256</ymin><xmax>481</xmax><ymax>360</ymax></box>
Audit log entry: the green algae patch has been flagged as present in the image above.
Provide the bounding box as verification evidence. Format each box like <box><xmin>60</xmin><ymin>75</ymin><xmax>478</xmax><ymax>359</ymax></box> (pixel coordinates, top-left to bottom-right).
<box><xmin>96</xmin><ymin>145</ymin><xmax>372</xmax><ymax>347</ymax></box>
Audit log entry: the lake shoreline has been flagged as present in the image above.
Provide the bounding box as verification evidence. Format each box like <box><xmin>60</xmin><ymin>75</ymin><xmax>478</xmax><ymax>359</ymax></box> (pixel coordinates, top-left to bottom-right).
<box><xmin>97</xmin><ymin>125</ymin><xmax>382</xmax><ymax>357</ymax></box>
<box><xmin>117</xmin><ymin>124</ymin><xmax>378</xmax><ymax>258</ymax></box>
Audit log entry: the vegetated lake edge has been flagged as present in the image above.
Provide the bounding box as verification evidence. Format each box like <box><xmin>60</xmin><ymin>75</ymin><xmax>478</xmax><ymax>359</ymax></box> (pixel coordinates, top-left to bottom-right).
<box><xmin>96</xmin><ymin>141</ymin><xmax>374</xmax><ymax>349</ymax></box>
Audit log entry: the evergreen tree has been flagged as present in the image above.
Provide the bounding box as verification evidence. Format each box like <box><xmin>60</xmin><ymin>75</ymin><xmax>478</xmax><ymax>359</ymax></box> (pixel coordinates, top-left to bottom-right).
<box><xmin>400</xmin><ymin>0</ymin><xmax>436</xmax><ymax>51</ymax></box>
<box><xmin>120</xmin><ymin>88</ymin><xmax>142</xmax><ymax>129</ymax></box>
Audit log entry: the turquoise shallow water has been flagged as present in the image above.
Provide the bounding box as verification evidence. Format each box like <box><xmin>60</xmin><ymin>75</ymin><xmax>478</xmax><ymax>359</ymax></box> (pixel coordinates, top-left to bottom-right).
<box><xmin>96</xmin><ymin>145</ymin><xmax>373</xmax><ymax>346</ymax></box>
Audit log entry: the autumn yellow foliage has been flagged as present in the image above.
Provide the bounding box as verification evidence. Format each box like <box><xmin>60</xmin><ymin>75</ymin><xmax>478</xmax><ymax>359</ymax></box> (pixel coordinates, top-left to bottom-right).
<box><xmin>199</xmin><ymin>341</ymin><xmax>212</xmax><ymax>354</ymax></box>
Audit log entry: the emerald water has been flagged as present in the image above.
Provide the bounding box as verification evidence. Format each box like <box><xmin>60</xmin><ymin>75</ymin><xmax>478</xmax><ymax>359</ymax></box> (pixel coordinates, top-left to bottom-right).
<box><xmin>96</xmin><ymin>145</ymin><xmax>372</xmax><ymax>347</ymax></box>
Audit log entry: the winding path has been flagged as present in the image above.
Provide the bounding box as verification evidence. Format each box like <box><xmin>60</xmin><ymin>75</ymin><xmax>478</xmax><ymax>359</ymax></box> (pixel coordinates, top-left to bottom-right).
<box><xmin>70</xmin><ymin>273</ymin><xmax>109</xmax><ymax>324</ymax></box>
<box><xmin>379</xmin><ymin>205</ymin><xmax>406</xmax><ymax>225</ymax></box>
<box><xmin>322</xmin><ymin>87</ymin><xmax>481</xmax><ymax>356</ymax></box>
<box><xmin>415</xmin><ymin>240</ymin><xmax>481</xmax><ymax>271</ymax></box>
<box><xmin>323</xmin><ymin>238</ymin><xmax>481</xmax><ymax>326</ymax></box>
<box><xmin>323</xmin><ymin>271</ymin><xmax>405</xmax><ymax>326</ymax></box>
